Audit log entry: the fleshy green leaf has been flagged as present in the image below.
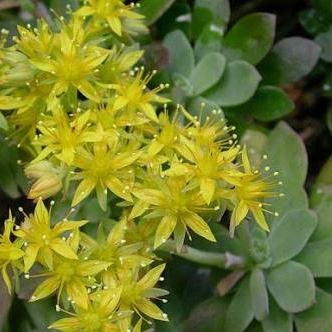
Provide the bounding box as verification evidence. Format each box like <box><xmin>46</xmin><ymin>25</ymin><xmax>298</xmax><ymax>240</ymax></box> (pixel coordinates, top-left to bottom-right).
<box><xmin>313</xmin><ymin>0</ymin><xmax>332</xmax><ymax>19</ymax></box>
<box><xmin>204</xmin><ymin>61</ymin><xmax>261</xmax><ymax>106</ymax></box>
<box><xmin>269</xmin><ymin>209</ymin><xmax>317</xmax><ymax>267</ymax></box>
<box><xmin>262</xmin><ymin>122</ymin><xmax>309</xmax><ymax>224</ymax></box>
<box><xmin>192</xmin><ymin>0</ymin><xmax>230</xmax><ymax>39</ymax></box>
<box><xmin>0</xmin><ymin>275</ymin><xmax>12</xmax><ymax>330</ymax></box>
<box><xmin>249</xmin><ymin>269</ymin><xmax>269</xmax><ymax>321</ymax></box>
<box><xmin>224</xmin><ymin>277</ymin><xmax>254</xmax><ymax>332</ymax></box>
<box><xmin>266</xmin><ymin>261</ymin><xmax>316</xmax><ymax>313</ymax></box>
<box><xmin>262</xmin><ymin>296</ymin><xmax>292</xmax><ymax>332</ymax></box>
<box><xmin>222</xmin><ymin>13</ymin><xmax>276</xmax><ymax>65</ymax></box>
<box><xmin>187</xmin><ymin>96</ymin><xmax>223</xmax><ymax>120</ymax></box>
<box><xmin>240</xmin><ymin>129</ymin><xmax>268</xmax><ymax>168</ymax></box>
<box><xmin>309</xmin><ymin>156</ymin><xmax>332</xmax><ymax>240</ymax></box>
<box><xmin>185</xmin><ymin>297</ymin><xmax>228</xmax><ymax>332</ymax></box>
<box><xmin>310</xmin><ymin>197</ymin><xmax>332</xmax><ymax>241</ymax></box>
<box><xmin>0</xmin><ymin>139</ymin><xmax>28</xmax><ymax>198</ymax></box>
<box><xmin>24</xmin><ymin>297</ymin><xmax>62</xmax><ymax>331</ymax></box>
<box><xmin>246</xmin><ymin>86</ymin><xmax>294</xmax><ymax>121</ymax></box>
<box><xmin>172</xmin><ymin>72</ymin><xmax>193</xmax><ymax>96</ymax></box>
<box><xmin>138</xmin><ymin>0</ymin><xmax>176</xmax><ymax>25</ymax></box>
<box><xmin>315</xmin><ymin>28</ymin><xmax>332</xmax><ymax>62</ymax></box>
<box><xmin>295</xmin><ymin>237</ymin><xmax>332</xmax><ymax>277</ymax></box>
<box><xmin>310</xmin><ymin>156</ymin><xmax>332</xmax><ymax>208</ymax></box>
<box><xmin>263</xmin><ymin>122</ymin><xmax>308</xmax><ymax>188</ymax></box>
<box><xmin>299</xmin><ymin>9</ymin><xmax>329</xmax><ymax>36</ymax></box>
<box><xmin>189</xmin><ymin>53</ymin><xmax>226</xmax><ymax>96</ymax></box>
<box><xmin>163</xmin><ymin>30</ymin><xmax>194</xmax><ymax>77</ymax></box>
<box><xmin>294</xmin><ymin>288</ymin><xmax>332</xmax><ymax>331</ymax></box>
<box><xmin>258</xmin><ymin>37</ymin><xmax>321</xmax><ymax>85</ymax></box>
<box><xmin>327</xmin><ymin>107</ymin><xmax>332</xmax><ymax>134</ymax></box>
<box><xmin>0</xmin><ymin>113</ymin><xmax>8</xmax><ymax>131</ymax></box>
<box><xmin>49</xmin><ymin>0</ymin><xmax>79</xmax><ymax>15</ymax></box>
<box><xmin>194</xmin><ymin>24</ymin><xmax>223</xmax><ymax>60</ymax></box>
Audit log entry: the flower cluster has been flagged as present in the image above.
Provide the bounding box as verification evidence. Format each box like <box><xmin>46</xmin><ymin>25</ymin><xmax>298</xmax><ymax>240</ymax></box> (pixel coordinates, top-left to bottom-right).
<box><xmin>3</xmin><ymin>199</ymin><xmax>167</xmax><ymax>331</ymax></box>
<box><xmin>0</xmin><ymin>0</ymin><xmax>279</xmax><ymax>330</ymax></box>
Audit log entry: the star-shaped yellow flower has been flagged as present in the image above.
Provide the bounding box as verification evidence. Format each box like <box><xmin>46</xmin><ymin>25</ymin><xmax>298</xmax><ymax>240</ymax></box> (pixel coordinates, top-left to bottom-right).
<box><xmin>15</xmin><ymin>199</ymin><xmax>87</xmax><ymax>271</ymax></box>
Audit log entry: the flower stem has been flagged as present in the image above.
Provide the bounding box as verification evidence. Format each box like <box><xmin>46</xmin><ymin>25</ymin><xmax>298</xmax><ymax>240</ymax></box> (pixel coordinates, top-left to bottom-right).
<box><xmin>160</xmin><ymin>240</ymin><xmax>246</xmax><ymax>269</ymax></box>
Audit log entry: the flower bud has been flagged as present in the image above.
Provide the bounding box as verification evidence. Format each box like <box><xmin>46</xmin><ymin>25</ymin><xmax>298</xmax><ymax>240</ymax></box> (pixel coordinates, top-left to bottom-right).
<box><xmin>25</xmin><ymin>161</ymin><xmax>63</xmax><ymax>200</ymax></box>
<box><xmin>27</xmin><ymin>174</ymin><xmax>63</xmax><ymax>200</ymax></box>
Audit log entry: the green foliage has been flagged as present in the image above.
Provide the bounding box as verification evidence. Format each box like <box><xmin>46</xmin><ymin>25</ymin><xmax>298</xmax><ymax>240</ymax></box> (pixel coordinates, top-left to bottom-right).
<box><xmin>161</xmin><ymin>2</ymin><xmax>321</xmax><ymax>122</ymax></box>
<box><xmin>205</xmin><ymin>61</ymin><xmax>261</xmax><ymax>106</ymax></box>
<box><xmin>138</xmin><ymin>0</ymin><xmax>176</xmax><ymax>25</ymax></box>
<box><xmin>258</xmin><ymin>37</ymin><xmax>321</xmax><ymax>85</ymax></box>
<box><xmin>266</xmin><ymin>261</ymin><xmax>315</xmax><ymax>313</ymax></box>
<box><xmin>221</xmin><ymin>13</ymin><xmax>276</xmax><ymax>65</ymax></box>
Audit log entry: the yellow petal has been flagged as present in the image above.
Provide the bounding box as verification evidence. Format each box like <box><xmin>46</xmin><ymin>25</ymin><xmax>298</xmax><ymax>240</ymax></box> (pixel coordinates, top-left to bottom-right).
<box><xmin>77</xmin><ymin>80</ymin><xmax>100</xmax><ymax>103</ymax></box>
<box><xmin>113</xmin><ymin>96</ymin><xmax>128</xmax><ymax>110</ymax></box>
<box><xmin>137</xmin><ymin>264</ymin><xmax>166</xmax><ymax>290</ymax></box>
<box><xmin>200</xmin><ymin>178</ymin><xmax>216</xmax><ymax>205</ymax></box>
<box><xmin>24</xmin><ymin>244</ymin><xmax>39</xmax><ymax>272</ymax></box>
<box><xmin>234</xmin><ymin>200</ymin><xmax>249</xmax><ymax>226</ymax></box>
<box><xmin>66</xmin><ymin>280</ymin><xmax>89</xmax><ymax>310</ymax></box>
<box><xmin>49</xmin><ymin>317</ymin><xmax>81</xmax><ymax>331</ymax></box>
<box><xmin>34</xmin><ymin>198</ymin><xmax>50</xmax><ymax>226</ymax></box>
<box><xmin>139</xmin><ymin>103</ymin><xmax>159</xmax><ymax>123</ymax></box>
<box><xmin>72</xmin><ymin>179</ymin><xmax>96</xmax><ymax>206</ymax></box>
<box><xmin>106</xmin><ymin>177</ymin><xmax>133</xmax><ymax>202</ymax></box>
<box><xmin>182</xmin><ymin>212</ymin><xmax>216</xmax><ymax>242</ymax></box>
<box><xmin>30</xmin><ymin>276</ymin><xmax>60</xmax><ymax>301</ymax></box>
<box><xmin>76</xmin><ymin>260</ymin><xmax>111</xmax><ymax>277</ymax></box>
<box><xmin>133</xmin><ymin>189</ymin><xmax>165</xmax><ymax>206</ymax></box>
<box><xmin>99</xmin><ymin>287</ymin><xmax>122</xmax><ymax>316</ymax></box>
<box><xmin>53</xmin><ymin>220</ymin><xmax>88</xmax><ymax>235</ymax></box>
<box><xmin>148</xmin><ymin>141</ymin><xmax>164</xmax><ymax>157</ymax></box>
<box><xmin>50</xmin><ymin>238</ymin><xmax>78</xmax><ymax>260</ymax></box>
<box><xmin>108</xmin><ymin>17</ymin><xmax>122</xmax><ymax>36</ymax></box>
<box><xmin>129</xmin><ymin>200</ymin><xmax>150</xmax><ymax>219</ymax></box>
<box><xmin>154</xmin><ymin>215</ymin><xmax>177</xmax><ymax>249</ymax></box>
<box><xmin>251</xmin><ymin>206</ymin><xmax>270</xmax><ymax>232</ymax></box>
<box><xmin>241</xmin><ymin>146</ymin><xmax>252</xmax><ymax>173</ymax></box>
<box><xmin>135</xmin><ymin>298</ymin><xmax>168</xmax><ymax>321</ymax></box>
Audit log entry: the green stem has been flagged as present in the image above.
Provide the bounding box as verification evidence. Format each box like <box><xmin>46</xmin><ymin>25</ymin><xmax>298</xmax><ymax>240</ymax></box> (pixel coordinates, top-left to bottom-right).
<box><xmin>160</xmin><ymin>240</ymin><xmax>246</xmax><ymax>270</ymax></box>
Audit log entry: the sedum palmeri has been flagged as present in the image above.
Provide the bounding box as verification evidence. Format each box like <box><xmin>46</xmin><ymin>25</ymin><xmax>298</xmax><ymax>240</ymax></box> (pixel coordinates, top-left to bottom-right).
<box><xmin>0</xmin><ymin>0</ymin><xmax>280</xmax><ymax>330</ymax></box>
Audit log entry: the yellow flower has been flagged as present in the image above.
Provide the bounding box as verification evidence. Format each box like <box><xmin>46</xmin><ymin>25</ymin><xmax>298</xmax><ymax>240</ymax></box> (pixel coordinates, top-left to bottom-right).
<box><xmin>49</xmin><ymin>287</ymin><xmax>123</xmax><ymax>332</ymax></box>
<box><xmin>184</xmin><ymin>110</ymin><xmax>233</xmax><ymax>147</ymax></box>
<box><xmin>75</xmin><ymin>0</ymin><xmax>147</xmax><ymax>36</ymax></box>
<box><xmin>100</xmin><ymin>46</ymin><xmax>144</xmax><ymax>83</ymax></box>
<box><xmin>15</xmin><ymin>199</ymin><xmax>87</xmax><ymax>271</ymax></box>
<box><xmin>118</xmin><ymin>264</ymin><xmax>168</xmax><ymax>322</ymax></box>
<box><xmin>180</xmin><ymin>140</ymin><xmax>241</xmax><ymax>205</ymax></box>
<box><xmin>229</xmin><ymin>147</ymin><xmax>277</xmax><ymax>237</ymax></box>
<box><xmin>111</xmin><ymin>69</ymin><xmax>169</xmax><ymax>123</ymax></box>
<box><xmin>72</xmin><ymin>142</ymin><xmax>141</xmax><ymax>210</ymax></box>
<box><xmin>132</xmin><ymin>176</ymin><xmax>216</xmax><ymax>250</ymax></box>
<box><xmin>30</xmin><ymin>255</ymin><xmax>111</xmax><ymax>310</ymax></box>
<box><xmin>147</xmin><ymin>111</ymin><xmax>185</xmax><ymax>158</ymax></box>
<box><xmin>32</xmin><ymin>105</ymin><xmax>100</xmax><ymax>165</ymax></box>
<box><xmin>0</xmin><ymin>215</ymin><xmax>25</xmax><ymax>293</ymax></box>
<box><xmin>16</xmin><ymin>17</ymin><xmax>109</xmax><ymax>105</ymax></box>
<box><xmin>81</xmin><ymin>216</ymin><xmax>152</xmax><ymax>284</ymax></box>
